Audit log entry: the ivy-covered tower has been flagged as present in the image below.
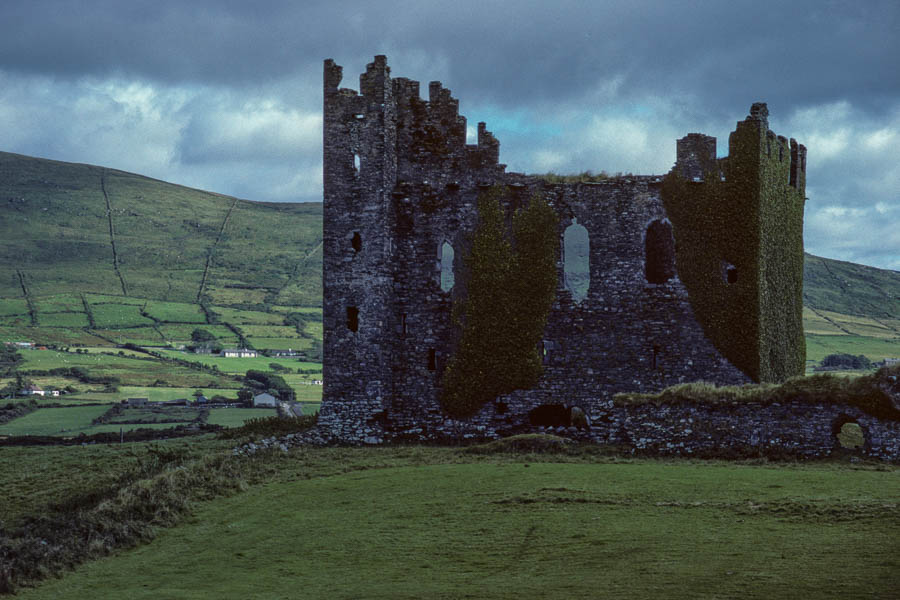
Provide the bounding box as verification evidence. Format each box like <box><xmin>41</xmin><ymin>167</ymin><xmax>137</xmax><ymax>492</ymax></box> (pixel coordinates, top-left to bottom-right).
<box><xmin>663</xmin><ymin>102</ymin><xmax>807</xmax><ymax>383</ymax></box>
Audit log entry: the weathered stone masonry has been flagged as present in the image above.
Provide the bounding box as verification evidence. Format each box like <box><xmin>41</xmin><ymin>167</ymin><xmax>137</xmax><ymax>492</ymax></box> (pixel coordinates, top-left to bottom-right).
<box><xmin>317</xmin><ymin>55</ymin><xmax>898</xmax><ymax>459</ymax></box>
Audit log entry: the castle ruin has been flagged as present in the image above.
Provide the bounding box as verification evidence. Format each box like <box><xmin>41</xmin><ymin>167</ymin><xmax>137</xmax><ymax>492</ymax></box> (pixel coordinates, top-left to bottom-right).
<box><xmin>318</xmin><ymin>55</ymin><xmax>808</xmax><ymax>443</ymax></box>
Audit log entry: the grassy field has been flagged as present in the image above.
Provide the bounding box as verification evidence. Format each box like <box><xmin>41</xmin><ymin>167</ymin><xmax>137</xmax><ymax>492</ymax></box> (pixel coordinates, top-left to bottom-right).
<box><xmin>211</xmin><ymin>307</ymin><xmax>286</xmax><ymax>325</ymax></box>
<box><xmin>151</xmin><ymin>349</ymin><xmax>319</xmax><ymax>374</ymax></box>
<box><xmin>206</xmin><ymin>407</ymin><xmax>278</xmax><ymax>427</ymax></box>
<box><xmin>0</xmin><ymin>297</ymin><xmax>29</xmax><ymax>316</ymax></box>
<box><xmin>142</xmin><ymin>301</ymin><xmax>206</xmax><ymax>323</ymax></box>
<box><xmin>0</xmin><ymin>405</ymin><xmax>110</xmax><ymax>436</ymax></box>
<box><xmin>806</xmin><ymin>334</ymin><xmax>900</xmax><ymax>364</ymax></box>
<box><xmin>18</xmin><ymin>348</ymin><xmax>239</xmax><ymax>389</ymax></box>
<box><xmin>8</xmin><ymin>445</ymin><xmax>899</xmax><ymax>600</ymax></box>
<box><xmin>89</xmin><ymin>303</ymin><xmax>156</xmax><ymax>328</ymax></box>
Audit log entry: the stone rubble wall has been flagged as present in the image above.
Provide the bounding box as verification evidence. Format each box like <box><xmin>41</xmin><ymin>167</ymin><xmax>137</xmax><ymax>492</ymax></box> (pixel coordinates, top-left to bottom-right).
<box><xmin>235</xmin><ymin>396</ymin><xmax>900</xmax><ymax>462</ymax></box>
<box><xmin>320</xmin><ymin>56</ymin><xmax>817</xmax><ymax>449</ymax></box>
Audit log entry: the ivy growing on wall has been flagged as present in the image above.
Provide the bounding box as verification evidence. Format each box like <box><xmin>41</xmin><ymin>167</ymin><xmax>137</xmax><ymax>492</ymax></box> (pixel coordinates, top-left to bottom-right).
<box><xmin>440</xmin><ymin>187</ymin><xmax>559</xmax><ymax>418</ymax></box>
<box><xmin>661</xmin><ymin>118</ymin><xmax>805</xmax><ymax>383</ymax></box>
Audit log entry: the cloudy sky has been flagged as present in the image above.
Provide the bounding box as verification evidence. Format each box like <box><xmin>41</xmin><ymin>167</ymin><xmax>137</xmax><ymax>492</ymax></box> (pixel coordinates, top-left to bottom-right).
<box><xmin>1</xmin><ymin>0</ymin><xmax>897</xmax><ymax>270</ymax></box>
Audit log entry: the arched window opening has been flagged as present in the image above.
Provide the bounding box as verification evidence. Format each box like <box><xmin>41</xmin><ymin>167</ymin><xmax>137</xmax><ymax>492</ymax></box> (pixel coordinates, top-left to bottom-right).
<box><xmin>351</xmin><ymin>231</ymin><xmax>362</xmax><ymax>253</ymax></box>
<box><xmin>346</xmin><ymin>306</ymin><xmax>359</xmax><ymax>332</ymax></box>
<box><xmin>722</xmin><ymin>261</ymin><xmax>738</xmax><ymax>285</ymax></box>
<box><xmin>645</xmin><ymin>220</ymin><xmax>675</xmax><ymax>284</ymax></box>
<box><xmin>440</xmin><ymin>241</ymin><xmax>455</xmax><ymax>292</ymax></box>
<box><xmin>564</xmin><ymin>219</ymin><xmax>590</xmax><ymax>303</ymax></box>
<box><xmin>834</xmin><ymin>418</ymin><xmax>866</xmax><ymax>451</ymax></box>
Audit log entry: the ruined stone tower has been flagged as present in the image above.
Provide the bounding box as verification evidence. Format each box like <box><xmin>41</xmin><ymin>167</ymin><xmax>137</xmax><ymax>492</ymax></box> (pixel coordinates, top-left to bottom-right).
<box><xmin>319</xmin><ymin>56</ymin><xmax>806</xmax><ymax>443</ymax></box>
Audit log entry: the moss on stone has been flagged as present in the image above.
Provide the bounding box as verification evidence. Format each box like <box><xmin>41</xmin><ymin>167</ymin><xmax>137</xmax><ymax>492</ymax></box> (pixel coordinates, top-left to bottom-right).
<box><xmin>661</xmin><ymin>115</ymin><xmax>805</xmax><ymax>383</ymax></box>
<box><xmin>440</xmin><ymin>187</ymin><xmax>558</xmax><ymax>418</ymax></box>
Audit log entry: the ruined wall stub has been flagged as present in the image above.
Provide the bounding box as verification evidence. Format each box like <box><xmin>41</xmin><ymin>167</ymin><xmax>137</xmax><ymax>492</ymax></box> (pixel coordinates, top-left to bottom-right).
<box><xmin>320</xmin><ymin>56</ymin><xmax>806</xmax><ymax>442</ymax></box>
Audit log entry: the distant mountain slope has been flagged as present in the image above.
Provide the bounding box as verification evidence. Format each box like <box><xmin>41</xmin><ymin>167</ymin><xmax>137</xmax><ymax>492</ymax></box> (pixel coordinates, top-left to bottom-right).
<box><xmin>0</xmin><ymin>151</ymin><xmax>323</xmax><ymax>307</ymax></box>
<box><xmin>803</xmin><ymin>253</ymin><xmax>900</xmax><ymax>320</ymax></box>
<box><xmin>2</xmin><ymin>150</ymin><xmax>898</xmax><ymax>324</ymax></box>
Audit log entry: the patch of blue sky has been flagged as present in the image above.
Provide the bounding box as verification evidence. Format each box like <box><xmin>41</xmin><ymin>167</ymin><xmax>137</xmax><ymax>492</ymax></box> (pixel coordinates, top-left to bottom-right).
<box><xmin>466</xmin><ymin>106</ymin><xmax>563</xmax><ymax>139</ymax></box>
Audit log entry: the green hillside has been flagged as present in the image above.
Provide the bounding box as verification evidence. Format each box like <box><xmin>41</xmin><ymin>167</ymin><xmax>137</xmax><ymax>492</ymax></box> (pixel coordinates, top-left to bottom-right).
<box><xmin>0</xmin><ymin>151</ymin><xmax>323</xmax><ymax>307</ymax></box>
<box><xmin>1</xmin><ymin>150</ymin><xmax>898</xmax><ymax>369</ymax></box>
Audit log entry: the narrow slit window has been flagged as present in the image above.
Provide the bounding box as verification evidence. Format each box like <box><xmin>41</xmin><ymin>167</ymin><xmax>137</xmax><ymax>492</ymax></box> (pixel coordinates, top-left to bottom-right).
<box><xmin>440</xmin><ymin>241</ymin><xmax>455</xmax><ymax>292</ymax></box>
<box><xmin>428</xmin><ymin>348</ymin><xmax>436</xmax><ymax>371</ymax></box>
<box><xmin>722</xmin><ymin>262</ymin><xmax>738</xmax><ymax>285</ymax></box>
<box><xmin>564</xmin><ymin>219</ymin><xmax>590</xmax><ymax>303</ymax></box>
<box><xmin>346</xmin><ymin>306</ymin><xmax>359</xmax><ymax>332</ymax></box>
<box><xmin>353</xmin><ymin>153</ymin><xmax>361</xmax><ymax>174</ymax></box>
<box><xmin>351</xmin><ymin>231</ymin><xmax>362</xmax><ymax>253</ymax></box>
<box><xmin>645</xmin><ymin>220</ymin><xmax>675</xmax><ymax>284</ymax></box>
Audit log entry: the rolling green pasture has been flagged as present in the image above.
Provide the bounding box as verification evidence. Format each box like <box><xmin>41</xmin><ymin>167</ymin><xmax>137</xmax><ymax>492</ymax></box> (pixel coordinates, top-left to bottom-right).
<box><xmin>206</xmin><ymin>286</ymin><xmax>269</xmax><ymax>306</ymax></box>
<box><xmin>0</xmin><ymin>315</ymin><xmax>32</xmax><ymax>327</ymax></box>
<box><xmin>104</xmin><ymin>407</ymin><xmax>200</xmax><ymax>424</ymax></box>
<box><xmin>84</xmin><ymin>294</ymin><xmax>147</xmax><ymax>306</ymax></box>
<box><xmin>289</xmin><ymin>386</ymin><xmax>323</xmax><ymax>403</ymax></box>
<box><xmin>802</xmin><ymin>307</ymin><xmax>845</xmax><ymax>335</ymax></box>
<box><xmin>113</xmin><ymin>386</ymin><xmax>239</xmax><ymax>403</ymax></box>
<box><xmin>36</xmin><ymin>312</ymin><xmax>90</xmax><ymax>328</ymax></box>
<box><xmin>70</xmin><ymin>421</ymin><xmax>198</xmax><ymax>435</ymax></box>
<box><xmin>816</xmin><ymin>309</ymin><xmax>899</xmax><ymax>339</ymax></box>
<box><xmin>0</xmin><ymin>325</ymin><xmax>110</xmax><ymax>345</ymax></box>
<box><xmin>806</xmin><ymin>334</ymin><xmax>900</xmax><ymax>364</ymax></box>
<box><xmin>206</xmin><ymin>407</ymin><xmax>277</xmax><ymax>427</ymax></box>
<box><xmin>211</xmin><ymin>307</ymin><xmax>285</xmax><ymax>325</ymax></box>
<box><xmin>270</xmin><ymin>305</ymin><xmax>322</xmax><ymax>316</ymax></box>
<box><xmin>0</xmin><ymin>297</ymin><xmax>29</xmax><ymax>316</ymax></box>
<box><xmin>245</xmin><ymin>337</ymin><xmax>313</xmax><ymax>351</ymax></box>
<box><xmin>19</xmin><ymin>349</ymin><xmax>238</xmax><ymax>389</ymax></box>
<box><xmin>156</xmin><ymin>323</ymin><xmax>237</xmax><ymax>343</ymax></box>
<box><xmin>13</xmin><ymin>452</ymin><xmax>900</xmax><ymax>600</ymax></box>
<box><xmin>32</xmin><ymin>294</ymin><xmax>84</xmax><ymax>313</ymax></box>
<box><xmin>151</xmin><ymin>349</ymin><xmax>318</xmax><ymax>375</ymax></box>
<box><xmin>303</xmin><ymin>320</ymin><xmax>323</xmax><ymax>339</ymax></box>
<box><xmin>0</xmin><ymin>405</ymin><xmax>109</xmax><ymax>436</ymax></box>
<box><xmin>89</xmin><ymin>303</ymin><xmax>155</xmax><ymax>328</ymax></box>
<box><xmin>91</xmin><ymin>326</ymin><xmax>166</xmax><ymax>346</ymax></box>
<box><xmin>239</xmin><ymin>325</ymin><xmax>301</xmax><ymax>339</ymax></box>
<box><xmin>143</xmin><ymin>301</ymin><xmax>206</xmax><ymax>323</ymax></box>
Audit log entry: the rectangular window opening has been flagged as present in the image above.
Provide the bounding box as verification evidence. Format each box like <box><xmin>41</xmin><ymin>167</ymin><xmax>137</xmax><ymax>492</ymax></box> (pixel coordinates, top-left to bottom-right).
<box><xmin>346</xmin><ymin>306</ymin><xmax>359</xmax><ymax>332</ymax></box>
<box><xmin>428</xmin><ymin>348</ymin><xmax>436</xmax><ymax>371</ymax></box>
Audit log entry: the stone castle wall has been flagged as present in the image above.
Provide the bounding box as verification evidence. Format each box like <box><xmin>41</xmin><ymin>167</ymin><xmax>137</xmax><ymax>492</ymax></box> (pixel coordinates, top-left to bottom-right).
<box><xmin>318</xmin><ymin>56</ymin><xmax>841</xmax><ymax>450</ymax></box>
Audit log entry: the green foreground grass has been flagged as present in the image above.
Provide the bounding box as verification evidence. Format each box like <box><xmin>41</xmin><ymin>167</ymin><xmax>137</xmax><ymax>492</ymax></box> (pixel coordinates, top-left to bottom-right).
<box><xmin>5</xmin><ymin>441</ymin><xmax>899</xmax><ymax>599</ymax></box>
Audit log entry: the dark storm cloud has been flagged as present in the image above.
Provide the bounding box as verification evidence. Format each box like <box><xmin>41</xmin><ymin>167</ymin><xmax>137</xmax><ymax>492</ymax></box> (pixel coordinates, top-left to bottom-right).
<box><xmin>0</xmin><ymin>0</ymin><xmax>898</xmax><ymax>268</ymax></box>
<box><xmin>4</xmin><ymin>1</ymin><xmax>897</xmax><ymax>110</ymax></box>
